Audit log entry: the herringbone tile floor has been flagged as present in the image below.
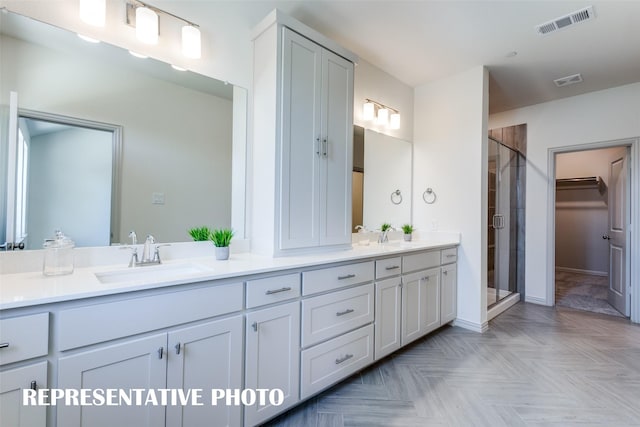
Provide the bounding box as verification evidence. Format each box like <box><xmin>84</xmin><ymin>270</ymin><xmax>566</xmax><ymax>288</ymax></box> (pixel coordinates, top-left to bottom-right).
<box><xmin>265</xmin><ymin>303</ymin><xmax>640</xmax><ymax>427</ymax></box>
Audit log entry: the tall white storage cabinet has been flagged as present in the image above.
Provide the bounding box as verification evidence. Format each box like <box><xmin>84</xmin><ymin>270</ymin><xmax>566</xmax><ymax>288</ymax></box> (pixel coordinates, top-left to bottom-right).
<box><xmin>251</xmin><ymin>10</ymin><xmax>357</xmax><ymax>256</ymax></box>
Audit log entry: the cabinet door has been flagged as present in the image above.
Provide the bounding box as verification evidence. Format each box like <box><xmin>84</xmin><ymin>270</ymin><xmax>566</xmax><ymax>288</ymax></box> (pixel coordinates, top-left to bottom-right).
<box><xmin>58</xmin><ymin>334</ymin><xmax>167</xmax><ymax>427</ymax></box>
<box><xmin>0</xmin><ymin>362</ymin><xmax>47</xmax><ymax>427</ymax></box>
<box><xmin>375</xmin><ymin>277</ymin><xmax>402</xmax><ymax>360</ymax></box>
<box><xmin>166</xmin><ymin>316</ymin><xmax>243</xmax><ymax>427</ymax></box>
<box><xmin>245</xmin><ymin>301</ymin><xmax>300</xmax><ymax>426</ymax></box>
<box><xmin>279</xmin><ymin>27</ymin><xmax>322</xmax><ymax>250</ymax></box>
<box><xmin>441</xmin><ymin>263</ymin><xmax>458</xmax><ymax>325</ymax></box>
<box><xmin>401</xmin><ymin>268</ymin><xmax>440</xmax><ymax>346</ymax></box>
<box><xmin>319</xmin><ymin>48</ymin><xmax>354</xmax><ymax>246</ymax></box>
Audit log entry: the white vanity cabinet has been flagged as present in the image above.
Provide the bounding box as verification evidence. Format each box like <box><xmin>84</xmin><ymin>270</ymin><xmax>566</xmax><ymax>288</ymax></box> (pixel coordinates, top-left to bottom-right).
<box><xmin>0</xmin><ymin>312</ymin><xmax>49</xmax><ymax>427</ymax></box>
<box><xmin>440</xmin><ymin>248</ymin><xmax>458</xmax><ymax>325</ymax></box>
<box><xmin>56</xmin><ymin>282</ymin><xmax>244</xmax><ymax>427</ymax></box>
<box><xmin>251</xmin><ymin>11</ymin><xmax>357</xmax><ymax>255</ymax></box>
<box><xmin>401</xmin><ymin>268</ymin><xmax>441</xmax><ymax>346</ymax></box>
<box><xmin>244</xmin><ymin>301</ymin><xmax>300</xmax><ymax>427</ymax></box>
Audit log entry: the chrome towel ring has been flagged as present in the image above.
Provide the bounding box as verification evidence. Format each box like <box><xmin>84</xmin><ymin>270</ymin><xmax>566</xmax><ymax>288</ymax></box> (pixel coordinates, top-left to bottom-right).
<box><xmin>390</xmin><ymin>189</ymin><xmax>403</xmax><ymax>205</ymax></box>
<box><xmin>423</xmin><ymin>188</ymin><xmax>436</xmax><ymax>204</ymax></box>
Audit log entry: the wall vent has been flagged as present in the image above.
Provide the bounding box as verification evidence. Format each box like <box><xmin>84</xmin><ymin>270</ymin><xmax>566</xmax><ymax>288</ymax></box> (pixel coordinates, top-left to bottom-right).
<box><xmin>535</xmin><ymin>6</ymin><xmax>595</xmax><ymax>35</ymax></box>
<box><xmin>554</xmin><ymin>73</ymin><xmax>583</xmax><ymax>87</ymax></box>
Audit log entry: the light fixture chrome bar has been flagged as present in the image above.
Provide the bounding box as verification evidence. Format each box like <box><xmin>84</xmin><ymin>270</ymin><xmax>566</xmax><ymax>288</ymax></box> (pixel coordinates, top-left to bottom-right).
<box><xmin>364</xmin><ymin>98</ymin><xmax>399</xmax><ymax>114</ymax></box>
<box><xmin>126</xmin><ymin>0</ymin><xmax>199</xmax><ymax>27</ymax></box>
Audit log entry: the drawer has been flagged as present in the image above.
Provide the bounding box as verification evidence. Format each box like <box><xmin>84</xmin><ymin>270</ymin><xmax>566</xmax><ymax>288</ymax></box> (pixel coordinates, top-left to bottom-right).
<box><xmin>300</xmin><ymin>324</ymin><xmax>373</xmax><ymax>399</ymax></box>
<box><xmin>402</xmin><ymin>251</ymin><xmax>440</xmax><ymax>273</ymax></box>
<box><xmin>302</xmin><ymin>283</ymin><xmax>374</xmax><ymax>348</ymax></box>
<box><xmin>246</xmin><ymin>273</ymin><xmax>301</xmax><ymax>308</ymax></box>
<box><xmin>303</xmin><ymin>261</ymin><xmax>374</xmax><ymax>296</ymax></box>
<box><xmin>0</xmin><ymin>313</ymin><xmax>49</xmax><ymax>365</ymax></box>
<box><xmin>375</xmin><ymin>257</ymin><xmax>402</xmax><ymax>279</ymax></box>
<box><xmin>441</xmin><ymin>247</ymin><xmax>457</xmax><ymax>264</ymax></box>
<box><xmin>58</xmin><ymin>282</ymin><xmax>243</xmax><ymax>351</ymax></box>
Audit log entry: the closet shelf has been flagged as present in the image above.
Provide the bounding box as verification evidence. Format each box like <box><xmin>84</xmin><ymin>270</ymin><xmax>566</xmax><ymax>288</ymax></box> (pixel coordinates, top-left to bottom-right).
<box><xmin>556</xmin><ymin>176</ymin><xmax>606</xmax><ymax>195</ymax></box>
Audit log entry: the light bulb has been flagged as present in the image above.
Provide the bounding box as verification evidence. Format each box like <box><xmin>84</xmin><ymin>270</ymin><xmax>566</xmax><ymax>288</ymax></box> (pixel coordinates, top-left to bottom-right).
<box><xmin>136</xmin><ymin>6</ymin><xmax>158</xmax><ymax>45</ymax></box>
<box><xmin>182</xmin><ymin>25</ymin><xmax>201</xmax><ymax>59</ymax></box>
<box><xmin>79</xmin><ymin>0</ymin><xmax>106</xmax><ymax>27</ymax></box>
<box><xmin>363</xmin><ymin>102</ymin><xmax>374</xmax><ymax>121</ymax></box>
<box><xmin>389</xmin><ymin>113</ymin><xmax>401</xmax><ymax>129</ymax></box>
<box><xmin>377</xmin><ymin>108</ymin><xmax>389</xmax><ymax>125</ymax></box>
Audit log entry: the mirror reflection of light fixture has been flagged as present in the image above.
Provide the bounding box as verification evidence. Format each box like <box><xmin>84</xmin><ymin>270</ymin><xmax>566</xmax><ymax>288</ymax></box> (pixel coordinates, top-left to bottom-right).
<box><xmin>363</xmin><ymin>101</ymin><xmax>375</xmax><ymax>121</ymax></box>
<box><xmin>136</xmin><ymin>6</ymin><xmax>159</xmax><ymax>45</ymax></box>
<box><xmin>182</xmin><ymin>25</ymin><xmax>202</xmax><ymax>59</ymax></box>
<box><xmin>79</xmin><ymin>0</ymin><xmax>106</xmax><ymax>27</ymax></box>
<box><xmin>363</xmin><ymin>98</ymin><xmax>401</xmax><ymax>130</ymax></box>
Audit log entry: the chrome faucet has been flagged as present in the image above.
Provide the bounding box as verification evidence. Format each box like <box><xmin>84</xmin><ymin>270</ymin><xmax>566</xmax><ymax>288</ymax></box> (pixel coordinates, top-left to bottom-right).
<box><xmin>122</xmin><ymin>231</ymin><xmax>169</xmax><ymax>267</ymax></box>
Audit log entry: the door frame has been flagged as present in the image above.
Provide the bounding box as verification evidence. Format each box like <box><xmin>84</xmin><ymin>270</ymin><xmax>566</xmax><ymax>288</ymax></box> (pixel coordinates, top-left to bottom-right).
<box><xmin>547</xmin><ymin>137</ymin><xmax>639</xmax><ymax>323</ymax></box>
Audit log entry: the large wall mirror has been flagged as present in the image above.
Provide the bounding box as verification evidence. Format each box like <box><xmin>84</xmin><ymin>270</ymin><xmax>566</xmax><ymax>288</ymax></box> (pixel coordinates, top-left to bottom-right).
<box><xmin>352</xmin><ymin>126</ymin><xmax>412</xmax><ymax>232</ymax></box>
<box><xmin>0</xmin><ymin>11</ymin><xmax>247</xmax><ymax>250</ymax></box>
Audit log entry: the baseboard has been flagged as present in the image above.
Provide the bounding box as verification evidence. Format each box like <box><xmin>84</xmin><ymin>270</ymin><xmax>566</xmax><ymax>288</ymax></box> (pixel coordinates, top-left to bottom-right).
<box><xmin>525</xmin><ymin>295</ymin><xmax>549</xmax><ymax>305</ymax></box>
<box><xmin>488</xmin><ymin>293</ymin><xmax>520</xmax><ymax>321</ymax></box>
<box><xmin>452</xmin><ymin>318</ymin><xmax>489</xmax><ymax>333</ymax></box>
<box><xmin>555</xmin><ymin>266</ymin><xmax>608</xmax><ymax>277</ymax></box>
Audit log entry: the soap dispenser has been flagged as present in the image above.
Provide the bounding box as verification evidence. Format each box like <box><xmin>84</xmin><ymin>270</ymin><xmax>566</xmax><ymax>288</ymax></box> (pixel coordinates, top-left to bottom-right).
<box><xmin>43</xmin><ymin>230</ymin><xmax>75</xmax><ymax>276</ymax></box>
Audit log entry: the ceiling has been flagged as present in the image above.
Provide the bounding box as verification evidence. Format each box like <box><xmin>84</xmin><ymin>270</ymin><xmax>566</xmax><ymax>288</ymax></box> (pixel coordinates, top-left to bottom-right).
<box><xmin>167</xmin><ymin>0</ymin><xmax>640</xmax><ymax>114</ymax></box>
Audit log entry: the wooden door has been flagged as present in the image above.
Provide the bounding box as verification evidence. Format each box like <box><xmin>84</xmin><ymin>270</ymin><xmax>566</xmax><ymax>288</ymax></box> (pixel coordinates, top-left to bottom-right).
<box><xmin>606</xmin><ymin>147</ymin><xmax>630</xmax><ymax>316</ymax></box>
<box><xmin>57</xmin><ymin>334</ymin><xmax>167</xmax><ymax>427</ymax></box>
<box><xmin>245</xmin><ymin>301</ymin><xmax>300</xmax><ymax>426</ymax></box>
<box><xmin>166</xmin><ymin>316</ymin><xmax>243</xmax><ymax>427</ymax></box>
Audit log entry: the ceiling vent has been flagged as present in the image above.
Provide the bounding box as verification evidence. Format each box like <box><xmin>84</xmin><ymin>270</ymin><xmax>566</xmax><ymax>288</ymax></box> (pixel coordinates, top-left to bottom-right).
<box><xmin>535</xmin><ymin>6</ymin><xmax>595</xmax><ymax>35</ymax></box>
<box><xmin>554</xmin><ymin>73</ymin><xmax>583</xmax><ymax>87</ymax></box>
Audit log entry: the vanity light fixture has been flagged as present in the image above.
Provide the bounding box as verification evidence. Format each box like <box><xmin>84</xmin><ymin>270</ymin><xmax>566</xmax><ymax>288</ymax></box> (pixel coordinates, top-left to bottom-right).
<box><xmin>126</xmin><ymin>1</ymin><xmax>202</xmax><ymax>58</ymax></box>
<box><xmin>363</xmin><ymin>98</ymin><xmax>401</xmax><ymax>130</ymax></box>
<box><xmin>79</xmin><ymin>0</ymin><xmax>106</xmax><ymax>27</ymax></box>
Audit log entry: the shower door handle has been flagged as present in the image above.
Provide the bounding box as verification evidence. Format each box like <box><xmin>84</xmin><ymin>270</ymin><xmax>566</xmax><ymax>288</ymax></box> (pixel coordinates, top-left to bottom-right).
<box><xmin>492</xmin><ymin>214</ymin><xmax>505</xmax><ymax>229</ymax></box>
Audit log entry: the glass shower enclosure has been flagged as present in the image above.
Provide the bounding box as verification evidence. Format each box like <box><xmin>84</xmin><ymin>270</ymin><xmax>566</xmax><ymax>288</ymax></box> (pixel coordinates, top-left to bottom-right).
<box><xmin>487</xmin><ymin>137</ymin><xmax>524</xmax><ymax>308</ymax></box>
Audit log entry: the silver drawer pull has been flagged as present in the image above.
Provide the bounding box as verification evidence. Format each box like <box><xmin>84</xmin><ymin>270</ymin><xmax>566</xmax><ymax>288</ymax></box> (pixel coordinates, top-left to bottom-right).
<box><xmin>0</xmin><ymin>342</ymin><xmax>9</xmax><ymax>349</ymax></box>
<box><xmin>446</xmin><ymin>254</ymin><xmax>456</xmax><ymax>258</ymax></box>
<box><xmin>336</xmin><ymin>308</ymin><xmax>355</xmax><ymax>317</ymax></box>
<box><xmin>421</xmin><ymin>276</ymin><xmax>429</xmax><ymax>281</ymax></box>
<box><xmin>338</xmin><ymin>274</ymin><xmax>356</xmax><ymax>280</ymax></box>
<box><xmin>385</xmin><ymin>265</ymin><xmax>400</xmax><ymax>270</ymax></box>
<box><xmin>443</xmin><ymin>271</ymin><xmax>448</xmax><ymax>275</ymax></box>
<box><xmin>335</xmin><ymin>354</ymin><xmax>353</xmax><ymax>364</ymax></box>
<box><xmin>265</xmin><ymin>287</ymin><xmax>292</xmax><ymax>295</ymax></box>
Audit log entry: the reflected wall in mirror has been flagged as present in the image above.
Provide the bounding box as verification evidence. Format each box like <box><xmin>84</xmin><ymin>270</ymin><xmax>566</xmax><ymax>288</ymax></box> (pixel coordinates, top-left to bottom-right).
<box><xmin>0</xmin><ymin>11</ymin><xmax>247</xmax><ymax>249</ymax></box>
<box><xmin>352</xmin><ymin>126</ymin><xmax>412</xmax><ymax>232</ymax></box>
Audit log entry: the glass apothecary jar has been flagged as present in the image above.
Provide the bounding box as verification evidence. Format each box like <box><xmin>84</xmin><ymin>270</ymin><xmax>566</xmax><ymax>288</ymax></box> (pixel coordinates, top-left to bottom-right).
<box><xmin>43</xmin><ymin>230</ymin><xmax>75</xmax><ymax>276</ymax></box>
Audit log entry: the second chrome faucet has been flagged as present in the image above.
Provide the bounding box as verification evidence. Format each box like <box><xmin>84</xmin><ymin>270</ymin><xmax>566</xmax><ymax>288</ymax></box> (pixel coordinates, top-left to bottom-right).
<box><xmin>124</xmin><ymin>231</ymin><xmax>169</xmax><ymax>267</ymax></box>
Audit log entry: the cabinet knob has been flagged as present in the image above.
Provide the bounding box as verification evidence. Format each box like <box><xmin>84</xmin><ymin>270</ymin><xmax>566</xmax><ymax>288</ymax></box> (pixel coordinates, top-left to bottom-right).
<box><xmin>30</xmin><ymin>380</ymin><xmax>37</xmax><ymax>391</ymax></box>
<box><xmin>158</xmin><ymin>347</ymin><xmax>164</xmax><ymax>359</ymax></box>
<box><xmin>252</xmin><ymin>321</ymin><xmax>258</xmax><ymax>332</ymax></box>
<box><xmin>443</xmin><ymin>271</ymin><xmax>448</xmax><ymax>275</ymax></box>
<box><xmin>175</xmin><ymin>343</ymin><xmax>181</xmax><ymax>355</ymax></box>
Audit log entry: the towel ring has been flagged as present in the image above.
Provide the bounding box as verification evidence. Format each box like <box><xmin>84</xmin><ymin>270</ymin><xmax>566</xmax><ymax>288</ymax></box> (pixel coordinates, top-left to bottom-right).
<box><xmin>390</xmin><ymin>189</ymin><xmax>403</xmax><ymax>205</ymax></box>
<box><xmin>423</xmin><ymin>188</ymin><xmax>437</xmax><ymax>204</ymax></box>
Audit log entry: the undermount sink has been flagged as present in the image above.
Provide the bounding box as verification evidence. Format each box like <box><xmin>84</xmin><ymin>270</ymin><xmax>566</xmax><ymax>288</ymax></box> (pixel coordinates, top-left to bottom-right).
<box><xmin>95</xmin><ymin>263</ymin><xmax>213</xmax><ymax>284</ymax></box>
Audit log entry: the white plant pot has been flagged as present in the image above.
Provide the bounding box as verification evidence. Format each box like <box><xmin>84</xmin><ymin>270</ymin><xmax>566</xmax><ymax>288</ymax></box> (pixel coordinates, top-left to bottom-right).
<box><xmin>215</xmin><ymin>246</ymin><xmax>230</xmax><ymax>260</ymax></box>
<box><xmin>403</xmin><ymin>233</ymin><xmax>412</xmax><ymax>242</ymax></box>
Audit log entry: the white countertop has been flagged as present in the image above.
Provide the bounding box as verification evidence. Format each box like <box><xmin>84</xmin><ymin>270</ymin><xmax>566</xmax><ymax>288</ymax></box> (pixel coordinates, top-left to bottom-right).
<box><xmin>0</xmin><ymin>238</ymin><xmax>459</xmax><ymax>310</ymax></box>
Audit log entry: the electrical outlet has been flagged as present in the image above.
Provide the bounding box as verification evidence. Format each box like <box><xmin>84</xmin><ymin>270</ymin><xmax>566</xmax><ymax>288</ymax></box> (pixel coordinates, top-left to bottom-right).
<box><xmin>152</xmin><ymin>192</ymin><xmax>165</xmax><ymax>205</ymax></box>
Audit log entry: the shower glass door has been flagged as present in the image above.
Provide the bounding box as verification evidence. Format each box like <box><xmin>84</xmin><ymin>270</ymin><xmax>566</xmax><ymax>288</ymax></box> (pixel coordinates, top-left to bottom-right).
<box><xmin>487</xmin><ymin>138</ymin><xmax>519</xmax><ymax>307</ymax></box>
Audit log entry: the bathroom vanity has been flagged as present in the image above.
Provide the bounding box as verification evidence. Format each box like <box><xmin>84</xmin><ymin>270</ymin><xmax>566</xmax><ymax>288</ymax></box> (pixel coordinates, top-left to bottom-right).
<box><xmin>0</xmin><ymin>239</ymin><xmax>458</xmax><ymax>427</ymax></box>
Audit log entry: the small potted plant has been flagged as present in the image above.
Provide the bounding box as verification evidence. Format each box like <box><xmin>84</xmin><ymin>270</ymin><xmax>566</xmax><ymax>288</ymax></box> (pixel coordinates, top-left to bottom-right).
<box><xmin>188</xmin><ymin>226</ymin><xmax>212</xmax><ymax>242</ymax></box>
<box><xmin>401</xmin><ymin>224</ymin><xmax>414</xmax><ymax>241</ymax></box>
<box><xmin>379</xmin><ymin>222</ymin><xmax>393</xmax><ymax>243</ymax></box>
<box><xmin>210</xmin><ymin>228</ymin><xmax>234</xmax><ymax>260</ymax></box>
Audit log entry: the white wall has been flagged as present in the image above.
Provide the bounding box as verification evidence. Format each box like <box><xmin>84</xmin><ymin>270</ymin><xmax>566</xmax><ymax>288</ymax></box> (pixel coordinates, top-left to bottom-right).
<box><xmin>413</xmin><ymin>66</ymin><xmax>489</xmax><ymax>331</ymax></box>
<box><xmin>490</xmin><ymin>82</ymin><xmax>640</xmax><ymax>304</ymax></box>
<box><xmin>1</xmin><ymin>35</ymin><xmax>233</xmax><ymax>244</ymax></box>
<box><xmin>28</xmin><ymin>127</ymin><xmax>112</xmax><ymax>248</ymax></box>
<box><xmin>555</xmin><ymin>148</ymin><xmax>621</xmax><ymax>274</ymax></box>
<box><xmin>354</xmin><ymin>60</ymin><xmax>414</xmax><ymax>142</ymax></box>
